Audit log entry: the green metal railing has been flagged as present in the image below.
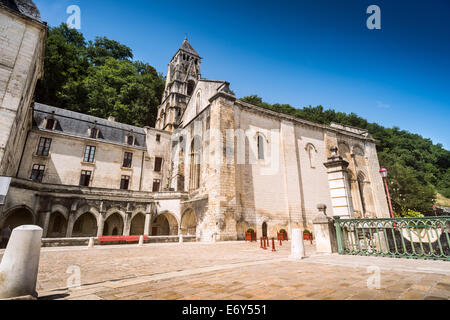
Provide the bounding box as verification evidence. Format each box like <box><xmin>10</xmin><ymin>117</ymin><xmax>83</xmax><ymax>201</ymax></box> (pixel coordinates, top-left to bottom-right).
<box><xmin>334</xmin><ymin>216</ymin><xmax>450</xmax><ymax>261</ymax></box>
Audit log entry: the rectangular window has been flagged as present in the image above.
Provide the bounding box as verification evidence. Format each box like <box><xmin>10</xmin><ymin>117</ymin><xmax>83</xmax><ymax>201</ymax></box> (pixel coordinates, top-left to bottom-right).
<box><xmin>79</xmin><ymin>170</ymin><xmax>92</xmax><ymax>187</ymax></box>
<box><xmin>154</xmin><ymin>157</ymin><xmax>163</xmax><ymax>172</ymax></box>
<box><xmin>120</xmin><ymin>175</ymin><xmax>130</xmax><ymax>190</ymax></box>
<box><xmin>37</xmin><ymin>137</ymin><xmax>52</xmax><ymax>156</ymax></box>
<box><xmin>123</xmin><ymin>152</ymin><xmax>133</xmax><ymax>168</ymax></box>
<box><xmin>30</xmin><ymin>164</ymin><xmax>45</xmax><ymax>183</ymax></box>
<box><xmin>83</xmin><ymin>146</ymin><xmax>96</xmax><ymax>163</ymax></box>
<box><xmin>152</xmin><ymin>179</ymin><xmax>161</xmax><ymax>192</ymax></box>
<box><xmin>156</xmin><ymin>134</ymin><xmax>161</xmax><ymax>142</ymax></box>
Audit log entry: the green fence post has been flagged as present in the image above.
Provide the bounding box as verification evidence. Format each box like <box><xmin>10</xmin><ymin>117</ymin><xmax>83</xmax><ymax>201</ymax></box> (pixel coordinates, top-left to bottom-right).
<box><xmin>334</xmin><ymin>217</ymin><xmax>344</xmax><ymax>254</ymax></box>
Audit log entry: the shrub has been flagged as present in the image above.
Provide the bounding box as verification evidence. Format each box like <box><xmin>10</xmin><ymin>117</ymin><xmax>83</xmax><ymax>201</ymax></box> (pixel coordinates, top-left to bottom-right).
<box><xmin>246</xmin><ymin>228</ymin><xmax>255</xmax><ymax>233</ymax></box>
<box><xmin>279</xmin><ymin>229</ymin><xmax>287</xmax><ymax>233</ymax></box>
<box><xmin>304</xmin><ymin>229</ymin><xmax>311</xmax><ymax>234</ymax></box>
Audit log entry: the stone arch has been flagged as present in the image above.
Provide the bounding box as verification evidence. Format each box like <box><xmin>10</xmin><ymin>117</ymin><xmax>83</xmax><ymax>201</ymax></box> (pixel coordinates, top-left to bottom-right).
<box><xmin>47</xmin><ymin>211</ymin><xmax>68</xmax><ymax>238</ymax></box>
<box><xmin>73</xmin><ymin>205</ymin><xmax>100</xmax><ymax>224</ymax></box>
<box><xmin>195</xmin><ymin>89</ymin><xmax>202</xmax><ymax>114</ymax></box>
<box><xmin>305</xmin><ymin>143</ymin><xmax>318</xmax><ymax>168</ymax></box>
<box><xmin>130</xmin><ymin>212</ymin><xmax>146</xmax><ymax>235</ymax></box>
<box><xmin>0</xmin><ymin>205</ymin><xmax>35</xmax><ymax>230</ymax></box>
<box><xmin>72</xmin><ymin>212</ymin><xmax>98</xmax><ymax>237</ymax></box>
<box><xmin>152</xmin><ymin>211</ymin><xmax>179</xmax><ymax>236</ymax></box>
<box><xmin>262</xmin><ymin>222</ymin><xmax>268</xmax><ymax>238</ymax></box>
<box><xmin>103</xmin><ymin>211</ymin><xmax>125</xmax><ymax>236</ymax></box>
<box><xmin>352</xmin><ymin>144</ymin><xmax>365</xmax><ymax>156</ymax></box>
<box><xmin>181</xmin><ymin>209</ymin><xmax>197</xmax><ymax>236</ymax></box>
<box><xmin>51</xmin><ymin>204</ymin><xmax>69</xmax><ymax>220</ymax></box>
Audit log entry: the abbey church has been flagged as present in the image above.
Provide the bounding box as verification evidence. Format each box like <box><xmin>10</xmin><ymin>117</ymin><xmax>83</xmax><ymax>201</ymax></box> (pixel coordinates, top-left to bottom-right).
<box><xmin>0</xmin><ymin>0</ymin><xmax>390</xmax><ymax>243</ymax></box>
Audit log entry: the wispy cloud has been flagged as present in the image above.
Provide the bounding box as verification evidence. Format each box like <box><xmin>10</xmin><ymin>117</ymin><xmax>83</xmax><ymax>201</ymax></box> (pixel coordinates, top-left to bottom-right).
<box><xmin>376</xmin><ymin>101</ymin><xmax>390</xmax><ymax>109</ymax></box>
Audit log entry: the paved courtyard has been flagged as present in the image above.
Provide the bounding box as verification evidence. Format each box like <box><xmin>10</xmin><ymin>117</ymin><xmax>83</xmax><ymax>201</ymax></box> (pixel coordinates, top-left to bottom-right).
<box><xmin>2</xmin><ymin>241</ymin><xmax>449</xmax><ymax>300</ymax></box>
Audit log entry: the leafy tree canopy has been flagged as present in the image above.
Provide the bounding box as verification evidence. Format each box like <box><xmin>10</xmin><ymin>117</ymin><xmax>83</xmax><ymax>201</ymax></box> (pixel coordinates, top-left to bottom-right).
<box><xmin>35</xmin><ymin>24</ymin><xmax>164</xmax><ymax>127</ymax></box>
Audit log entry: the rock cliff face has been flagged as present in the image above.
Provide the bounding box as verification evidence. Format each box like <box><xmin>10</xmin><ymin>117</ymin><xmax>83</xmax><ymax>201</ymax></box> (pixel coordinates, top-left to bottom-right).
<box><xmin>0</xmin><ymin>0</ymin><xmax>41</xmax><ymax>21</ymax></box>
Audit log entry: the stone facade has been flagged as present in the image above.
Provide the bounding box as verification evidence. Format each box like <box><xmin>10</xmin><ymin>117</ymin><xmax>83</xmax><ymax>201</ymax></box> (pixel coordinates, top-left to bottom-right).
<box><xmin>0</xmin><ymin>1</ymin><xmax>390</xmax><ymax>242</ymax></box>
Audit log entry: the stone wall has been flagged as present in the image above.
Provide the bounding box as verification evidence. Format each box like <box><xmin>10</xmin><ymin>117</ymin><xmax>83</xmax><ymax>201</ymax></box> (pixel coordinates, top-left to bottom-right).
<box><xmin>0</xmin><ymin>7</ymin><xmax>46</xmax><ymax>176</ymax></box>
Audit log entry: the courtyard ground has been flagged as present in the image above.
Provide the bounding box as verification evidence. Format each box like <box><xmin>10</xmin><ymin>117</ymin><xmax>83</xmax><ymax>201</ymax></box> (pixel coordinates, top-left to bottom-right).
<box><xmin>1</xmin><ymin>240</ymin><xmax>449</xmax><ymax>300</ymax></box>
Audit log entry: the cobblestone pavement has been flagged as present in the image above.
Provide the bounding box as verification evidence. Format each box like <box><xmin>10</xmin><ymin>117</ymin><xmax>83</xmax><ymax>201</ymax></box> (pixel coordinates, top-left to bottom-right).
<box><xmin>2</xmin><ymin>241</ymin><xmax>448</xmax><ymax>300</ymax></box>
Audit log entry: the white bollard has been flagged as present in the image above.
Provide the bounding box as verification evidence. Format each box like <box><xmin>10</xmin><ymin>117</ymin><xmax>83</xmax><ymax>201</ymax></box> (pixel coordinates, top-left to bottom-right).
<box><xmin>179</xmin><ymin>234</ymin><xmax>183</xmax><ymax>244</ymax></box>
<box><xmin>0</xmin><ymin>225</ymin><xmax>43</xmax><ymax>299</ymax></box>
<box><xmin>289</xmin><ymin>229</ymin><xmax>305</xmax><ymax>260</ymax></box>
<box><xmin>87</xmin><ymin>237</ymin><xmax>94</xmax><ymax>249</ymax></box>
<box><xmin>138</xmin><ymin>235</ymin><xmax>144</xmax><ymax>247</ymax></box>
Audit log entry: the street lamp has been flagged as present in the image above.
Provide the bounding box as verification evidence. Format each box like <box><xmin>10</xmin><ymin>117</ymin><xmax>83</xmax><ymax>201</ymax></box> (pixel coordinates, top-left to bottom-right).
<box><xmin>379</xmin><ymin>168</ymin><xmax>395</xmax><ymax>218</ymax></box>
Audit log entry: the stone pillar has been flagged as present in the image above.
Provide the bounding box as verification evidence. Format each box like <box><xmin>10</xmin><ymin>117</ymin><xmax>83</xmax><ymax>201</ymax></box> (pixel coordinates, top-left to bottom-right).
<box><xmin>41</xmin><ymin>211</ymin><xmax>51</xmax><ymax>238</ymax></box>
<box><xmin>0</xmin><ymin>225</ymin><xmax>43</xmax><ymax>299</ymax></box>
<box><xmin>289</xmin><ymin>228</ymin><xmax>305</xmax><ymax>260</ymax></box>
<box><xmin>123</xmin><ymin>213</ymin><xmax>131</xmax><ymax>236</ymax></box>
<box><xmin>66</xmin><ymin>215</ymin><xmax>75</xmax><ymax>238</ymax></box>
<box><xmin>313</xmin><ymin>204</ymin><xmax>337</xmax><ymax>254</ymax></box>
<box><xmin>96</xmin><ymin>214</ymin><xmax>104</xmax><ymax>237</ymax></box>
<box><xmin>144</xmin><ymin>213</ymin><xmax>151</xmax><ymax>236</ymax></box>
<box><xmin>323</xmin><ymin>147</ymin><xmax>354</xmax><ymax>218</ymax></box>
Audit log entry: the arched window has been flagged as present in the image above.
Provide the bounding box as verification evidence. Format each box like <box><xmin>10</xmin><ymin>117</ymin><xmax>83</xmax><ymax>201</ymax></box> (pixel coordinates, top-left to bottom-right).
<box><xmin>127</xmin><ymin>135</ymin><xmax>134</xmax><ymax>146</ymax></box>
<box><xmin>305</xmin><ymin>143</ymin><xmax>317</xmax><ymax>168</ymax></box>
<box><xmin>357</xmin><ymin>173</ymin><xmax>366</xmax><ymax>215</ymax></box>
<box><xmin>257</xmin><ymin>135</ymin><xmax>265</xmax><ymax>160</ymax></box>
<box><xmin>196</xmin><ymin>91</ymin><xmax>201</xmax><ymax>114</ymax></box>
<box><xmin>189</xmin><ymin>137</ymin><xmax>201</xmax><ymax>190</ymax></box>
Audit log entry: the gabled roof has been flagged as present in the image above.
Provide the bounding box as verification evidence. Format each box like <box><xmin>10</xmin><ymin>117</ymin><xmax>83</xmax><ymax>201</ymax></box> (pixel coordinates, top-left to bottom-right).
<box><xmin>178</xmin><ymin>37</ymin><xmax>200</xmax><ymax>58</ymax></box>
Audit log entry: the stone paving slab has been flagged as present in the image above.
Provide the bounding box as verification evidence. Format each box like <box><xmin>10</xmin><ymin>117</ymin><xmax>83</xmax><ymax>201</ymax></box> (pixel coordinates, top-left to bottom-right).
<box><xmin>2</xmin><ymin>241</ymin><xmax>448</xmax><ymax>300</ymax></box>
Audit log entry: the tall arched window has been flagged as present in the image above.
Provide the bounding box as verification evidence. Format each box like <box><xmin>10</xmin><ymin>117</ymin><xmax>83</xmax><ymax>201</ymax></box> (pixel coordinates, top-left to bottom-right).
<box><xmin>257</xmin><ymin>135</ymin><xmax>265</xmax><ymax>160</ymax></box>
<box><xmin>189</xmin><ymin>137</ymin><xmax>201</xmax><ymax>190</ymax></box>
<box><xmin>357</xmin><ymin>172</ymin><xmax>366</xmax><ymax>215</ymax></box>
<box><xmin>305</xmin><ymin>143</ymin><xmax>317</xmax><ymax>168</ymax></box>
<box><xmin>196</xmin><ymin>91</ymin><xmax>201</xmax><ymax>114</ymax></box>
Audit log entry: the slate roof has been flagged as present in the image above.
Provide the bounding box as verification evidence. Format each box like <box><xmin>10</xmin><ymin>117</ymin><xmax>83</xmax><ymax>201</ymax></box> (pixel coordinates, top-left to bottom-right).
<box><xmin>0</xmin><ymin>0</ymin><xmax>41</xmax><ymax>21</ymax></box>
<box><xmin>178</xmin><ymin>38</ymin><xmax>200</xmax><ymax>57</ymax></box>
<box><xmin>33</xmin><ymin>103</ymin><xmax>147</xmax><ymax>149</ymax></box>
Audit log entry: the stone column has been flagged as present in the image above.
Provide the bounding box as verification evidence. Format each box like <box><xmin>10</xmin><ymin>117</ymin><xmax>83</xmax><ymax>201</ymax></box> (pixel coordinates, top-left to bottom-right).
<box><xmin>41</xmin><ymin>211</ymin><xmax>51</xmax><ymax>238</ymax></box>
<box><xmin>123</xmin><ymin>213</ymin><xmax>131</xmax><ymax>236</ymax></box>
<box><xmin>96</xmin><ymin>214</ymin><xmax>104</xmax><ymax>237</ymax></box>
<box><xmin>144</xmin><ymin>214</ymin><xmax>151</xmax><ymax>236</ymax></box>
<box><xmin>66</xmin><ymin>215</ymin><xmax>75</xmax><ymax>238</ymax></box>
<box><xmin>323</xmin><ymin>147</ymin><xmax>354</xmax><ymax>218</ymax></box>
<box><xmin>313</xmin><ymin>204</ymin><xmax>338</xmax><ymax>254</ymax></box>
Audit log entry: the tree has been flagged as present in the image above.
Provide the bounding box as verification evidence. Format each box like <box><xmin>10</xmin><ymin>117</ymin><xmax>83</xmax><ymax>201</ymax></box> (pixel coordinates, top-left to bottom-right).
<box><xmin>35</xmin><ymin>23</ymin><xmax>164</xmax><ymax>127</ymax></box>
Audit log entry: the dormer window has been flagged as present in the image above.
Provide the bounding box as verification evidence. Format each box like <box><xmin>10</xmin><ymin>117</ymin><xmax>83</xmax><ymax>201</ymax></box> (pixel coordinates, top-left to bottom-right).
<box><xmin>127</xmin><ymin>135</ymin><xmax>135</xmax><ymax>146</ymax></box>
<box><xmin>90</xmin><ymin>127</ymin><xmax>98</xmax><ymax>139</ymax></box>
<box><xmin>45</xmin><ymin>118</ymin><xmax>55</xmax><ymax>130</ymax></box>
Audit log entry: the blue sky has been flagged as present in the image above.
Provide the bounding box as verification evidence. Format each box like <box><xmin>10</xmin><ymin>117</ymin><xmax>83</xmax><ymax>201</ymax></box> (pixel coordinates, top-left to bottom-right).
<box><xmin>34</xmin><ymin>0</ymin><xmax>450</xmax><ymax>149</ymax></box>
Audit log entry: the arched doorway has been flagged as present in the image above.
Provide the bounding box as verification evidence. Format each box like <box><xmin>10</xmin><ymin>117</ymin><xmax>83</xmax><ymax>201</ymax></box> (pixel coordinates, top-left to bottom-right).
<box><xmin>73</xmin><ymin>213</ymin><xmax>97</xmax><ymax>237</ymax></box>
<box><xmin>262</xmin><ymin>222</ymin><xmax>268</xmax><ymax>237</ymax></box>
<box><xmin>103</xmin><ymin>213</ymin><xmax>124</xmax><ymax>236</ymax></box>
<box><xmin>181</xmin><ymin>209</ymin><xmax>197</xmax><ymax>236</ymax></box>
<box><xmin>2</xmin><ymin>207</ymin><xmax>34</xmax><ymax>230</ymax></box>
<box><xmin>48</xmin><ymin>212</ymin><xmax>67</xmax><ymax>238</ymax></box>
<box><xmin>130</xmin><ymin>213</ymin><xmax>145</xmax><ymax>235</ymax></box>
<box><xmin>151</xmin><ymin>212</ymin><xmax>178</xmax><ymax>236</ymax></box>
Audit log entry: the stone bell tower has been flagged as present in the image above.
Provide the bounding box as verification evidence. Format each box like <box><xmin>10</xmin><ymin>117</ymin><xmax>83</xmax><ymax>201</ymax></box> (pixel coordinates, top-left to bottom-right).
<box><xmin>155</xmin><ymin>37</ymin><xmax>202</xmax><ymax>132</ymax></box>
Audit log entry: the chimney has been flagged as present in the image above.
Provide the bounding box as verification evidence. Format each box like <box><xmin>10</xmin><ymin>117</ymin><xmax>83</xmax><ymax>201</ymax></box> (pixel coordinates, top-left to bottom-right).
<box><xmin>108</xmin><ymin>116</ymin><xmax>116</xmax><ymax>122</ymax></box>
